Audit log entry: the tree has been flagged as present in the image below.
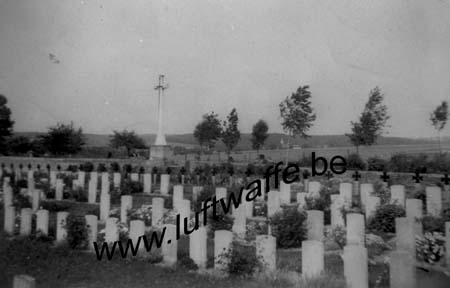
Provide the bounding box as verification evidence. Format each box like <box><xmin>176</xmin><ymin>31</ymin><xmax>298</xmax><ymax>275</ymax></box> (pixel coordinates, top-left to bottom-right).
<box><xmin>193</xmin><ymin>112</ymin><xmax>222</xmax><ymax>151</ymax></box>
<box><xmin>110</xmin><ymin>129</ymin><xmax>147</xmax><ymax>156</ymax></box>
<box><xmin>40</xmin><ymin>122</ymin><xmax>85</xmax><ymax>155</ymax></box>
<box><xmin>6</xmin><ymin>136</ymin><xmax>32</xmax><ymax>155</ymax></box>
<box><xmin>221</xmin><ymin>108</ymin><xmax>241</xmax><ymax>156</ymax></box>
<box><xmin>279</xmin><ymin>85</ymin><xmax>316</xmax><ymax>139</ymax></box>
<box><xmin>0</xmin><ymin>95</ymin><xmax>14</xmax><ymax>153</ymax></box>
<box><xmin>430</xmin><ymin>101</ymin><xmax>448</xmax><ymax>155</ymax></box>
<box><xmin>346</xmin><ymin>87</ymin><xmax>389</xmax><ymax>153</ymax></box>
<box><xmin>251</xmin><ymin>119</ymin><xmax>269</xmax><ymax>154</ymax></box>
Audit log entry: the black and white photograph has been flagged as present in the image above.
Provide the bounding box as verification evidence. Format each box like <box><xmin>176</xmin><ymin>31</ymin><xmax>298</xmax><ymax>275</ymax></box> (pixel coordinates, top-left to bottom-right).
<box><xmin>0</xmin><ymin>1</ymin><xmax>450</xmax><ymax>287</ymax></box>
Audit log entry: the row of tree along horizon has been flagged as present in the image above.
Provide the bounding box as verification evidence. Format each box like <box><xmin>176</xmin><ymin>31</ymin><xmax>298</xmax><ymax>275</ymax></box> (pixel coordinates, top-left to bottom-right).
<box><xmin>0</xmin><ymin>86</ymin><xmax>448</xmax><ymax>157</ymax></box>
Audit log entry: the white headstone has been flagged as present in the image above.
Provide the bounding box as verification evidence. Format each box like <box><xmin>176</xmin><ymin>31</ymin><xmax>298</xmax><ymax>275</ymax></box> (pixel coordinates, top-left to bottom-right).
<box><xmin>143</xmin><ymin>173</ymin><xmax>152</xmax><ymax>194</ymax></box>
<box><xmin>279</xmin><ymin>181</ymin><xmax>291</xmax><ymax>204</ymax></box>
<box><xmin>160</xmin><ymin>174</ymin><xmax>170</xmax><ymax>195</ymax></box>
<box><xmin>105</xmin><ymin>217</ymin><xmax>119</xmax><ymax>244</ymax></box>
<box><xmin>50</xmin><ymin>171</ymin><xmax>57</xmax><ymax>188</ymax></box>
<box><xmin>445</xmin><ymin>222</ymin><xmax>450</xmax><ymax>267</ymax></box>
<box><xmin>55</xmin><ymin>179</ymin><xmax>64</xmax><ymax>201</ymax></box>
<box><xmin>101</xmin><ymin>172</ymin><xmax>109</xmax><ymax>195</ymax></box>
<box><xmin>56</xmin><ymin>211</ymin><xmax>69</xmax><ymax>243</ymax></box>
<box><xmin>13</xmin><ymin>275</ymin><xmax>36</xmax><ymax>288</ymax></box>
<box><xmin>330</xmin><ymin>195</ymin><xmax>344</xmax><ymax>228</ymax></box>
<box><xmin>365</xmin><ymin>196</ymin><xmax>380</xmax><ymax>220</ymax></box>
<box><xmin>346</xmin><ymin>213</ymin><xmax>365</xmax><ymax>246</ymax></box>
<box><xmin>360</xmin><ymin>183</ymin><xmax>374</xmax><ymax>209</ymax></box>
<box><xmin>173</xmin><ymin>185</ymin><xmax>184</xmax><ymax>208</ymax></box>
<box><xmin>339</xmin><ymin>183</ymin><xmax>353</xmax><ymax>208</ymax></box>
<box><xmin>267</xmin><ymin>191</ymin><xmax>281</xmax><ymax>217</ymax></box>
<box><xmin>105</xmin><ymin>217</ymin><xmax>119</xmax><ymax>243</ymax></box>
<box><xmin>88</xmin><ymin>180</ymin><xmax>97</xmax><ymax>203</ymax></box>
<box><xmin>389</xmin><ymin>250</ymin><xmax>416</xmax><ymax>288</ymax></box>
<box><xmin>162</xmin><ymin>224</ymin><xmax>177</xmax><ymax>266</ymax></box>
<box><xmin>301</xmin><ymin>240</ymin><xmax>324</xmax><ymax>278</ymax></box>
<box><xmin>216</xmin><ymin>187</ymin><xmax>227</xmax><ymax>200</ymax></box>
<box><xmin>3</xmin><ymin>183</ymin><xmax>13</xmax><ymax>209</ymax></box>
<box><xmin>152</xmin><ymin>197</ymin><xmax>164</xmax><ymax>227</ymax></box>
<box><xmin>176</xmin><ymin>199</ymin><xmax>191</xmax><ymax>234</ymax></box>
<box><xmin>4</xmin><ymin>205</ymin><xmax>15</xmax><ymax>234</ymax></box>
<box><xmin>214</xmin><ymin>230</ymin><xmax>233</xmax><ymax>270</ymax></box>
<box><xmin>20</xmin><ymin>208</ymin><xmax>32</xmax><ymax>236</ymax></box>
<box><xmin>306</xmin><ymin>210</ymin><xmax>324</xmax><ymax>241</ymax></box>
<box><xmin>297</xmin><ymin>192</ymin><xmax>307</xmax><ymax>210</ymax></box>
<box><xmin>390</xmin><ymin>185</ymin><xmax>405</xmax><ymax>207</ymax></box>
<box><xmin>343</xmin><ymin>245</ymin><xmax>368</xmax><ymax>288</ymax></box>
<box><xmin>78</xmin><ymin>171</ymin><xmax>86</xmax><ymax>189</ymax></box>
<box><xmin>100</xmin><ymin>193</ymin><xmax>111</xmax><ymax>221</ymax></box>
<box><xmin>120</xmin><ymin>195</ymin><xmax>133</xmax><ymax>223</ymax></box>
<box><xmin>256</xmin><ymin>235</ymin><xmax>276</xmax><ymax>273</ymax></box>
<box><xmin>192</xmin><ymin>186</ymin><xmax>203</xmax><ymax>203</ymax></box>
<box><xmin>113</xmin><ymin>172</ymin><xmax>121</xmax><ymax>188</ymax></box>
<box><xmin>395</xmin><ymin>217</ymin><xmax>415</xmax><ymax>254</ymax></box>
<box><xmin>36</xmin><ymin>209</ymin><xmax>49</xmax><ymax>235</ymax></box>
<box><xmin>308</xmin><ymin>181</ymin><xmax>321</xmax><ymax>198</ymax></box>
<box><xmin>85</xmin><ymin>215</ymin><xmax>98</xmax><ymax>252</ymax></box>
<box><xmin>406</xmin><ymin>198</ymin><xmax>423</xmax><ymax>236</ymax></box>
<box><xmin>129</xmin><ymin>220</ymin><xmax>146</xmax><ymax>256</ymax></box>
<box><xmin>189</xmin><ymin>226</ymin><xmax>207</xmax><ymax>268</ymax></box>
<box><xmin>32</xmin><ymin>189</ymin><xmax>41</xmax><ymax>212</ymax></box>
<box><xmin>130</xmin><ymin>173</ymin><xmax>139</xmax><ymax>182</ymax></box>
<box><xmin>426</xmin><ymin>186</ymin><xmax>442</xmax><ymax>217</ymax></box>
<box><xmin>232</xmin><ymin>204</ymin><xmax>246</xmax><ymax>238</ymax></box>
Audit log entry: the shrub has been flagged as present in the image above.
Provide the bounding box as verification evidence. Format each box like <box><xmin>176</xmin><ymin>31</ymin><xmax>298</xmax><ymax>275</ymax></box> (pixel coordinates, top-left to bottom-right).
<box><xmin>217</xmin><ymin>240</ymin><xmax>262</xmax><ymax>276</ymax></box>
<box><xmin>72</xmin><ymin>187</ymin><xmax>88</xmax><ymax>202</ymax></box>
<box><xmin>269</xmin><ymin>207</ymin><xmax>307</xmax><ymax>248</ymax></box>
<box><xmin>415</xmin><ymin>232</ymin><xmax>445</xmax><ymax>264</ymax></box>
<box><xmin>327</xmin><ymin>226</ymin><xmax>346</xmax><ymax>249</ymax></box>
<box><xmin>65</xmin><ymin>215</ymin><xmax>88</xmax><ymax>249</ymax></box>
<box><xmin>367</xmin><ymin>157</ymin><xmax>388</xmax><ymax>171</ymax></box>
<box><xmin>367</xmin><ymin>204</ymin><xmax>405</xmax><ymax>233</ymax></box>
<box><xmin>40</xmin><ymin>200</ymin><xmax>72</xmax><ymax>212</ymax></box>
<box><xmin>366</xmin><ymin>233</ymin><xmax>391</xmax><ymax>259</ymax></box>
<box><xmin>422</xmin><ymin>216</ymin><xmax>445</xmax><ymax>233</ymax></box>
<box><xmin>177</xmin><ymin>252</ymin><xmax>199</xmax><ymax>270</ymax></box>
<box><xmin>80</xmin><ymin>162</ymin><xmax>94</xmax><ymax>172</ymax></box>
<box><xmin>13</xmin><ymin>194</ymin><xmax>32</xmax><ymax>209</ymax></box>
<box><xmin>121</xmin><ymin>179</ymin><xmax>143</xmax><ymax>195</ymax></box>
<box><xmin>207</xmin><ymin>206</ymin><xmax>233</xmax><ymax>238</ymax></box>
<box><xmin>347</xmin><ymin>153</ymin><xmax>366</xmax><ymax>170</ymax></box>
<box><xmin>110</xmin><ymin>162</ymin><xmax>120</xmax><ymax>172</ymax></box>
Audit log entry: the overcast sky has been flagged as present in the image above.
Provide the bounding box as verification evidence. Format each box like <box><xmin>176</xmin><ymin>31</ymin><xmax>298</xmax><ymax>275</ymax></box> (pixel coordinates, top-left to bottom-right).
<box><xmin>0</xmin><ymin>0</ymin><xmax>449</xmax><ymax>137</ymax></box>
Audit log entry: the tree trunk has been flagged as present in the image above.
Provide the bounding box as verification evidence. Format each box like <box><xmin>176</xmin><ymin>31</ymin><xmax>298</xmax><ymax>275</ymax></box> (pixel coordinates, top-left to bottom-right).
<box><xmin>438</xmin><ymin>131</ymin><xmax>442</xmax><ymax>156</ymax></box>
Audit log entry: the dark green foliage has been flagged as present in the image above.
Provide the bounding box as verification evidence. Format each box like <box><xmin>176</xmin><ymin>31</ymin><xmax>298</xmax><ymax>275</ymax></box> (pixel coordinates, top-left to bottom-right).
<box><xmin>367</xmin><ymin>157</ymin><xmax>388</xmax><ymax>171</ymax></box>
<box><xmin>97</xmin><ymin>163</ymin><xmax>107</xmax><ymax>173</ymax></box>
<box><xmin>347</xmin><ymin>153</ymin><xmax>366</xmax><ymax>170</ymax></box>
<box><xmin>279</xmin><ymin>85</ymin><xmax>316</xmax><ymax>138</ymax></box>
<box><xmin>177</xmin><ymin>252</ymin><xmax>199</xmax><ymax>270</ymax></box>
<box><xmin>80</xmin><ymin>162</ymin><xmax>94</xmax><ymax>172</ymax></box>
<box><xmin>194</xmin><ymin>111</ymin><xmax>222</xmax><ymax>151</ymax></box>
<box><xmin>6</xmin><ymin>136</ymin><xmax>32</xmax><ymax>155</ymax></box>
<box><xmin>40</xmin><ymin>201</ymin><xmax>72</xmax><ymax>212</ymax></box>
<box><xmin>13</xmin><ymin>194</ymin><xmax>32</xmax><ymax>209</ymax></box>
<box><xmin>422</xmin><ymin>216</ymin><xmax>446</xmax><ymax>233</ymax></box>
<box><xmin>367</xmin><ymin>204</ymin><xmax>405</xmax><ymax>233</ymax></box>
<box><xmin>217</xmin><ymin>241</ymin><xmax>262</xmax><ymax>276</ymax></box>
<box><xmin>121</xmin><ymin>179</ymin><xmax>143</xmax><ymax>195</ymax></box>
<box><xmin>110</xmin><ymin>129</ymin><xmax>147</xmax><ymax>156</ymax></box>
<box><xmin>110</xmin><ymin>162</ymin><xmax>120</xmax><ymax>172</ymax></box>
<box><xmin>346</xmin><ymin>87</ymin><xmax>389</xmax><ymax>151</ymax></box>
<box><xmin>0</xmin><ymin>95</ymin><xmax>14</xmax><ymax>153</ymax></box>
<box><xmin>65</xmin><ymin>215</ymin><xmax>88</xmax><ymax>249</ymax></box>
<box><xmin>39</xmin><ymin>122</ymin><xmax>85</xmax><ymax>155</ymax></box>
<box><xmin>269</xmin><ymin>207</ymin><xmax>307</xmax><ymax>248</ymax></box>
<box><xmin>207</xmin><ymin>206</ymin><xmax>234</xmax><ymax>238</ymax></box>
<box><xmin>251</xmin><ymin>119</ymin><xmax>269</xmax><ymax>152</ymax></box>
<box><xmin>72</xmin><ymin>187</ymin><xmax>88</xmax><ymax>202</ymax></box>
<box><xmin>222</xmin><ymin>108</ymin><xmax>241</xmax><ymax>155</ymax></box>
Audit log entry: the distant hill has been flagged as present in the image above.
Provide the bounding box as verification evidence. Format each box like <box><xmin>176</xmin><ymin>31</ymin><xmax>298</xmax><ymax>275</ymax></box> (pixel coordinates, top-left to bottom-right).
<box><xmin>14</xmin><ymin>132</ymin><xmax>449</xmax><ymax>151</ymax></box>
